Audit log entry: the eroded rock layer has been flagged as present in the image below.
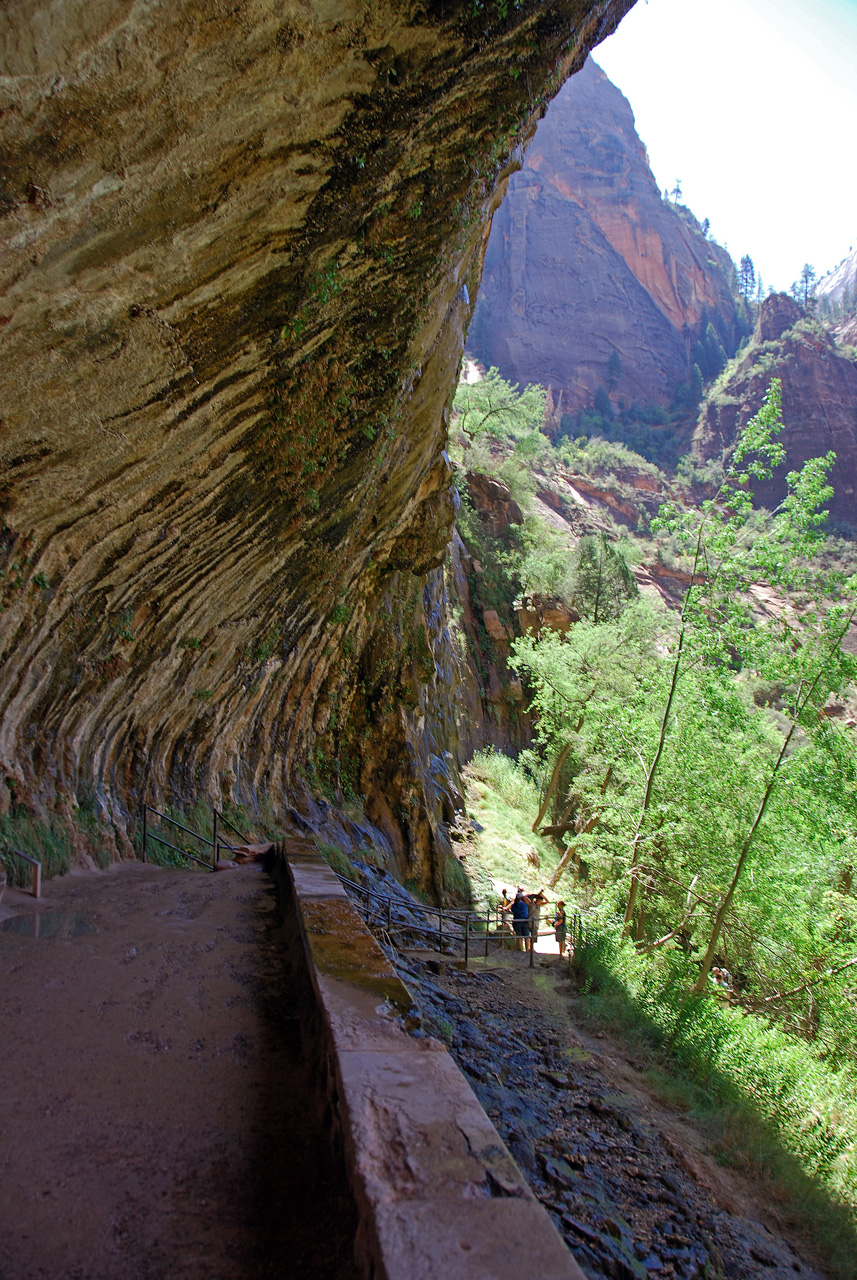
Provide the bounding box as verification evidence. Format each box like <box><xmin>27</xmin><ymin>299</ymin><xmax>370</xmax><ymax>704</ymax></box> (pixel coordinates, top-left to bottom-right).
<box><xmin>0</xmin><ymin>0</ymin><xmax>634</xmax><ymax>890</ymax></box>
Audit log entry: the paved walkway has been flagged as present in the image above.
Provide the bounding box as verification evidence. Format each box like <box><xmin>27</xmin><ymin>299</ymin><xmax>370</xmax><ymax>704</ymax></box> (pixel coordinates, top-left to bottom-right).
<box><xmin>0</xmin><ymin>861</ymin><xmax>359</xmax><ymax>1280</ymax></box>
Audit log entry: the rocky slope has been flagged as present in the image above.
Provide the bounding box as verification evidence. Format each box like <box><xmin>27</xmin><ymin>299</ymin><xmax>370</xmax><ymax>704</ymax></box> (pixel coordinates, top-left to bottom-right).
<box><xmin>406</xmin><ymin>960</ymin><xmax>827</xmax><ymax>1280</ymax></box>
<box><xmin>468</xmin><ymin>57</ymin><xmax>744</xmax><ymax>418</ymax></box>
<box><xmin>0</xmin><ymin>0</ymin><xmax>636</xmax><ymax>892</ymax></box>
<box><xmin>694</xmin><ymin>294</ymin><xmax>857</xmax><ymax>524</ymax></box>
<box><xmin>818</xmin><ymin>244</ymin><xmax>857</xmax><ymax>308</ymax></box>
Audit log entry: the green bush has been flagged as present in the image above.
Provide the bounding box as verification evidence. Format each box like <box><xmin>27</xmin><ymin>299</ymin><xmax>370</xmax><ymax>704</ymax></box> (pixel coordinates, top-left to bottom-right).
<box><xmin>575</xmin><ymin>925</ymin><xmax>857</xmax><ymax>1274</ymax></box>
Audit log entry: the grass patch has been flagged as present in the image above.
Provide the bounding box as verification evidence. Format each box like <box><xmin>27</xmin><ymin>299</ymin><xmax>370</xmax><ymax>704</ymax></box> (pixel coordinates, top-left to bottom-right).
<box><xmin>0</xmin><ymin>812</ymin><xmax>73</xmax><ymax>883</ymax></box>
<box><xmin>315</xmin><ymin>840</ymin><xmax>355</xmax><ymax>881</ymax></box>
<box><xmin>463</xmin><ymin>748</ymin><xmax>561</xmax><ymax>907</ymax></box>
<box><xmin>573</xmin><ymin>926</ymin><xmax>857</xmax><ymax>1279</ymax></box>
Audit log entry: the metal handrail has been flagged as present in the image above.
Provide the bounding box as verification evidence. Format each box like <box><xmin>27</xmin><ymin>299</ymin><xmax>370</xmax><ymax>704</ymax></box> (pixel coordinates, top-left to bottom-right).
<box><xmin>214</xmin><ymin>807</ymin><xmax>250</xmax><ymax>845</ymax></box>
<box><xmin>2</xmin><ymin>848</ymin><xmax>42</xmax><ymax>898</ymax></box>
<box><xmin>335</xmin><ymin>871</ymin><xmax>583</xmax><ymax>969</ymax></box>
<box><xmin>141</xmin><ymin>803</ymin><xmax>246</xmax><ymax>871</ymax></box>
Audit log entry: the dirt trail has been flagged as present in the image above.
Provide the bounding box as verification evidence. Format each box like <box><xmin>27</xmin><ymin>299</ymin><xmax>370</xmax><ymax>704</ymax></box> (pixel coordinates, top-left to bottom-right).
<box><xmin>400</xmin><ymin>953</ymin><xmax>830</xmax><ymax>1280</ymax></box>
<box><xmin>0</xmin><ymin>862</ymin><xmax>359</xmax><ymax>1280</ymax></box>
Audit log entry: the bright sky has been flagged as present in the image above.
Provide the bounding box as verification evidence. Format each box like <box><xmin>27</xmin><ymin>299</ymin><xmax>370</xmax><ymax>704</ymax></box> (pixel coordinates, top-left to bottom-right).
<box><xmin>595</xmin><ymin>0</ymin><xmax>857</xmax><ymax>292</ymax></box>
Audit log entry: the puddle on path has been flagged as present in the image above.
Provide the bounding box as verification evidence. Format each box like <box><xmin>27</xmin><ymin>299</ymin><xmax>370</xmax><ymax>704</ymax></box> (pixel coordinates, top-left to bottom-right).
<box><xmin>1</xmin><ymin>912</ymin><xmax>97</xmax><ymax>938</ymax></box>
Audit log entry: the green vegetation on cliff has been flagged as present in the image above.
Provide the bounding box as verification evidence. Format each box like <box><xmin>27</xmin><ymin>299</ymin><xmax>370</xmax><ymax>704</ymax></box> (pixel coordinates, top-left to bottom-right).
<box><xmin>454</xmin><ymin>371</ymin><xmax>857</xmax><ymax>1272</ymax></box>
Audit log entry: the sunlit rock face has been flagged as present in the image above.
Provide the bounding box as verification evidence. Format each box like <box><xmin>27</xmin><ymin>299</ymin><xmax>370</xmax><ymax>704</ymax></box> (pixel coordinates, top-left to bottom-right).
<box><xmin>694</xmin><ymin>294</ymin><xmax>857</xmax><ymax>524</ymax></box>
<box><xmin>0</xmin><ymin>0</ymin><xmax>634</xmax><ymax>890</ymax></box>
<box><xmin>468</xmin><ymin>57</ymin><xmax>742</xmax><ymax>415</ymax></box>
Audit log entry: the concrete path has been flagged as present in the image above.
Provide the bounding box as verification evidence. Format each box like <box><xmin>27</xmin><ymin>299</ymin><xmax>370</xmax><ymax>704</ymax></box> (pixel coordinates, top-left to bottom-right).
<box><xmin>0</xmin><ymin>861</ymin><xmax>359</xmax><ymax>1280</ymax></box>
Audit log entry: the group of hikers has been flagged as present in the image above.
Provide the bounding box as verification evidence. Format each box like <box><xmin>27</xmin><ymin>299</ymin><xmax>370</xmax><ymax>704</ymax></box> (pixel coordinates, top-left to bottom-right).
<box><xmin>498</xmin><ymin>886</ymin><xmax>570</xmax><ymax>956</ymax></box>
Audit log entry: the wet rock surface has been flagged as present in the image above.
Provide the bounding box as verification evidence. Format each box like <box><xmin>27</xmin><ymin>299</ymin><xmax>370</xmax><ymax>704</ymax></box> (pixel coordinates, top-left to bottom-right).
<box><xmin>0</xmin><ymin>863</ymin><xmax>360</xmax><ymax>1280</ymax></box>
<box><xmin>397</xmin><ymin>959</ymin><xmax>825</xmax><ymax>1280</ymax></box>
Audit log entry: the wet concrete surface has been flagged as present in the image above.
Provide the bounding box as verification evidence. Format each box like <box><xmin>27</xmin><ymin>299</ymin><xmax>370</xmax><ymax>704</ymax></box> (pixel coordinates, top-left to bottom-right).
<box><xmin>397</xmin><ymin>956</ymin><xmax>827</xmax><ymax>1280</ymax></box>
<box><xmin>0</xmin><ymin>862</ymin><xmax>360</xmax><ymax>1280</ymax></box>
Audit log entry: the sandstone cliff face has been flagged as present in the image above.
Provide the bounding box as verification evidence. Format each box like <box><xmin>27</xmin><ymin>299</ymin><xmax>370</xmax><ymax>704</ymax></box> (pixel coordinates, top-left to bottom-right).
<box><xmin>468</xmin><ymin>57</ymin><xmax>742</xmax><ymax>415</ymax></box>
<box><xmin>0</xmin><ymin>0</ymin><xmax>634</xmax><ymax>892</ymax></box>
<box><xmin>694</xmin><ymin>294</ymin><xmax>857</xmax><ymax>524</ymax></box>
<box><xmin>818</xmin><ymin>245</ymin><xmax>857</xmax><ymax>308</ymax></box>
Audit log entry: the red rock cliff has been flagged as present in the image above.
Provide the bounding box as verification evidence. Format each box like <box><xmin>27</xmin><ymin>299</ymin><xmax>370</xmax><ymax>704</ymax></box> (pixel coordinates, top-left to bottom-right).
<box><xmin>694</xmin><ymin>294</ymin><xmax>857</xmax><ymax>524</ymax></box>
<box><xmin>469</xmin><ymin>57</ymin><xmax>742</xmax><ymax>415</ymax></box>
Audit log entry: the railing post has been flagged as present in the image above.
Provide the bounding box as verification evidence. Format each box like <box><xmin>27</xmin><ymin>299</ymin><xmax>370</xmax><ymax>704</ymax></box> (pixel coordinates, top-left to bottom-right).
<box><xmin>529</xmin><ymin>923</ymin><xmax>535</xmax><ymax>968</ymax></box>
<box><xmin>142</xmin><ymin>803</ymin><xmax>148</xmax><ymax>863</ymax></box>
<box><xmin>32</xmin><ymin>860</ymin><xmax>41</xmax><ymax>899</ymax></box>
<box><xmin>439</xmin><ymin>906</ymin><xmax>443</xmax><ymax>953</ymax></box>
<box><xmin>387</xmin><ymin>894</ymin><xmax>392</xmax><ymax>933</ymax></box>
<box><xmin>464</xmin><ymin>914</ymin><xmax>470</xmax><ymax>969</ymax></box>
<box><xmin>212</xmin><ymin>808</ymin><xmax>219</xmax><ymax>869</ymax></box>
<box><xmin>485</xmin><ymin>910</ymin><xmax>490</xmax><ymax>958</ymax></box>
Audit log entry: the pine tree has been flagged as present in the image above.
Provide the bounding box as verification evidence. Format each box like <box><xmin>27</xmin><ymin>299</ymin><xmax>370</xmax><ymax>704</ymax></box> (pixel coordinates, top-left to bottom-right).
<box><xmin>572</xmin><ymin>535</ymin><xmax>637</xmax><ymax>626</ymax></box>
<box><xmin>738</xmin><ymin>255</ymin><xmax>756</xmax><ymax>298</ymax></box>
<box><xmin>799</xmin><ymin>263</ymin><xmax>817</xmax><ymax>310</ymax></box>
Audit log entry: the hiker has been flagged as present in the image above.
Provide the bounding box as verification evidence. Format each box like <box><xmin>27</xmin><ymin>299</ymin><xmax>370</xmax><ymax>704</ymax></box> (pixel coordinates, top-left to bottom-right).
<box><xmin>528</xmin><ymin>888</ymin><xmax>548</xmax><ymax>947</ymax></box>
<box><xmin>499</xmin><ymin>887</ymin><xmax>513</xmax><ymax>912</ymax></box>
<box><xmin>553</xmin><ymin>901</ymin><xmax>568</xmax><ymax>957</ymax></box>
<box><xmin>509</xmin><ymin>889</ymin><xmax>530</xmax><ymax>949</ymax></box>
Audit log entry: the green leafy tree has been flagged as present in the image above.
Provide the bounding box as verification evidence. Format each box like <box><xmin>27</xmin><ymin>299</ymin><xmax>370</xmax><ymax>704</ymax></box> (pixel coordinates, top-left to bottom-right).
<box><xmin>792</xmin><ymin>263</ymin><xmax>817</xmax><ymax>311</ymax></box>
<box><xmin>452</xmin><ymin>366</ymin><xmax>546</xmax><ymax>443</ymax></box>
<box><xmin>624</xmin><ymin>381</ymin><xmax>839</xmax><ymax>937</ymax></box>
<box><xmin>572</xmin><ymin>534</ymin><xmax>638</xmax><ymax>625</ymax></box>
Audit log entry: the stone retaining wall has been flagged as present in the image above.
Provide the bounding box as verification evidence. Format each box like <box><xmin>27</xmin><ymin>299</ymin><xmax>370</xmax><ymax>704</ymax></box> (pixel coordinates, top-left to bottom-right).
<box><xmin>277</xmin><ymin>836</ymin><xmax>587</xmax><ymax>1280</ymax></box>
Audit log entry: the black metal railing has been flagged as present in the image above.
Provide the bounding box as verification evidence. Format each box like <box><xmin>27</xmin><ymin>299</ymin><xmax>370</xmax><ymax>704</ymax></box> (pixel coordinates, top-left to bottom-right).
<box><xmin>335</xmin><ymin>872</ymin><xmax>584</xmax><ymax>970</ymax></box>
<box><xmin>141</xmin><ymin>803</ymin><xmax>250</xmax><ymax>871</ymax></box>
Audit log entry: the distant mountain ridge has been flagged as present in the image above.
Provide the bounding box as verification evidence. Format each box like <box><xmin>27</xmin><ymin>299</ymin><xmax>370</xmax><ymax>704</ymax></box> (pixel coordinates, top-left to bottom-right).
<box><xmin>468</xmin><ymin>58</ymin><xmax>745</xmax><ymax>420</ymax></box>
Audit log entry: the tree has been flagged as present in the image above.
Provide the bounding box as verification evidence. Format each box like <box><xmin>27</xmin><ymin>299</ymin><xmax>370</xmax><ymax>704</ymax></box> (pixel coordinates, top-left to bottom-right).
<box><xmin>452</xmin><ymin>366</ymin><xmax>547</xmax><ymax>442</ymax></box>
<box><xmin>692</xmin><ymin>595</ymin><xmax>857</xmax><ymax>991</ymax></box>
<box><xmin>572</xmin><ymin>534</ymin><xmax>638</xmax><ymax>625</ymax></box>
<box><xmin>738</xmin><ymin>255</ymin><xmax>756</xmax><ymax>299</ymax></box>
<box><xmin>694</xmin><ymin>321</ymin><xmax>727</xmax><ymax>380</ymax></box>
<box><xmin>701</xmin><ymin>218</ymin><xmax>710</xmax><ymax>239</ymax></box>
<box><xmin>792</xmin><ymin>264</ymin><xmax>817</xmax><ymax>311</ymax></box>
<box><xmin>607</xmin><ymin>349</ymin><xmax>622</xmax><ymax>392</ymax></box>
<box><xmin>593</xmin><ymin>386</ymin><xmax>613</xmax><ymax>420</ymax></box>
<box><xmin>623</xmin><ymin>381</ymin><xmax>838</xmax><ymax>936</ymax></box>
<box><xmin>670</xmin><ymin>179</ymin><xmax>683</xmax><ymax>204</ymax></box>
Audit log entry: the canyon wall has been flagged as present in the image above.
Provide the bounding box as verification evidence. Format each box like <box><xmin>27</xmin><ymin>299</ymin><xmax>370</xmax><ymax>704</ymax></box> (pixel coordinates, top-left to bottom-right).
<box><xmin>0</xmin><ymin>0</ymin><xmax>635</xmax><ymax>892</ymax></box>
<box><xmin>694</xmin><ymin>294</ymin><xmax>857</xmax><ymax>525</ymax></box>
<box><xmin>468</xmin><ymin>57</ymin><xmax>742</xmax><ymax>416</ymax></box>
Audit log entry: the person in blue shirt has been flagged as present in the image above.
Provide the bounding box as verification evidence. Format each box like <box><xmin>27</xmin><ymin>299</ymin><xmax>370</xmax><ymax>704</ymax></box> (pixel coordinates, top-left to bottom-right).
<box><xmin>510</xmin><ymin>889</ymin><xmax>530</xmax><ymax>950</ymax></box>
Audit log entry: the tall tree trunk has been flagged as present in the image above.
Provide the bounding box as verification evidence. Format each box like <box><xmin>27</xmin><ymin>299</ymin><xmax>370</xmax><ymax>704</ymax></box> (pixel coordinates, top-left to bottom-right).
<box><xmin>623</xmin><ymin>516</ymin><xmax>709</xmax><ymax>937</ymax></box>
<box><xmin>623</xmin><ymin>626</ymin><xmax>686</xmax><ymax>934</ymax></box>
<box><xmin>532</xmin><ymin>742</ymin><xmax>573</xmax><ymax>834</ymax></box>
<box><xmin>692</xmin><ymin>722</ymin><xmax>795</xmax><ymax>992</ymax></box>
<box><xmin>693</xmin><ymin>602</ymin><xmax>857</xmax><ymax>992</ymax></box>
<box><xmin>548</xmin><ymin>813</ymin><xmax>599</xmax><ymax>887</ymax></box>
